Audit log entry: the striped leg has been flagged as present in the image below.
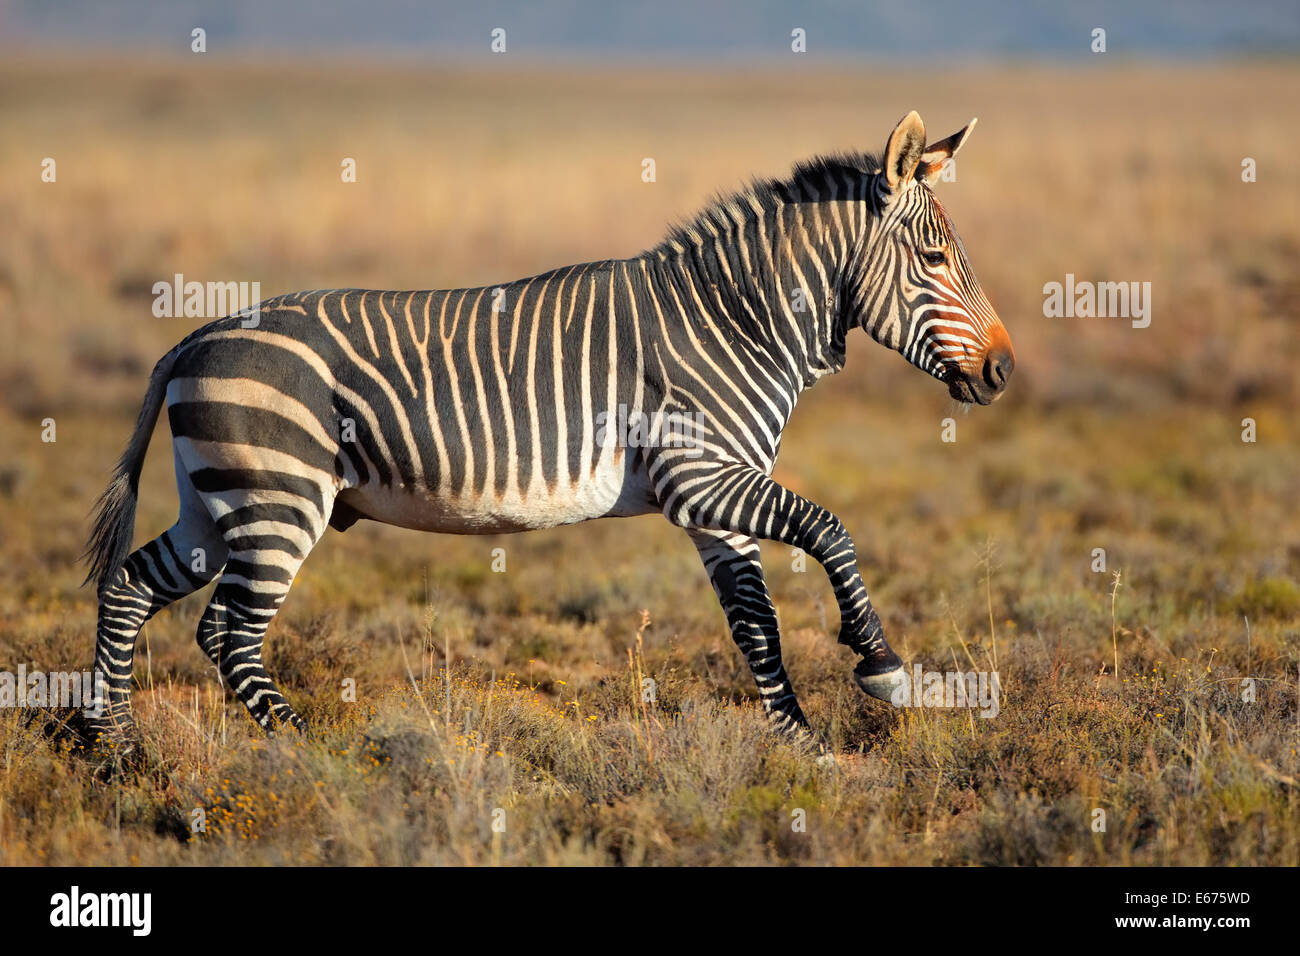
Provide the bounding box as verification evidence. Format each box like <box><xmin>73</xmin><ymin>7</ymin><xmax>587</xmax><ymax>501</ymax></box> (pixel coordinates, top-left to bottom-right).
<box><xmin>89</xmin><ymin>517</ymin><xmax>226</xmax><ymax>745</ymax></box>
<box><xmin>689</xmin><ymin>529</ymin><xmax>807</xmax><ymax>731</ymax></box>
<box><xmin>195</xmin><ymin>503</ymin><xmax>322</xmax><ymax>733</ymax></box>
<box><xmin>661</xmin><ymin>459</ymin><xmax>906</xmax><ymax>702</ymax></box>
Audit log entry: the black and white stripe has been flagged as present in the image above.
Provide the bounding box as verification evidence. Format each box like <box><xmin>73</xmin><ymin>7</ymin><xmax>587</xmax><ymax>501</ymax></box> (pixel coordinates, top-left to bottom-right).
<box><xmin>85</xmin><ymin>111</ymin><xmax>1014</xmax><ymax>743</ymax></box>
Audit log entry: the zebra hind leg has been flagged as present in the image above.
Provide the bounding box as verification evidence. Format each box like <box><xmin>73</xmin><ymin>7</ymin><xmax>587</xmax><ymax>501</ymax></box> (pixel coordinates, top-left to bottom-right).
<box><xmin>197</xmin><ymin>505</ymin><xmax>324</xmax><ymax>734</ymax></box>
<box><xmin>88</xmin><ymin>519</ymin><xmax>227</xmax><ymax>750</ymax></box>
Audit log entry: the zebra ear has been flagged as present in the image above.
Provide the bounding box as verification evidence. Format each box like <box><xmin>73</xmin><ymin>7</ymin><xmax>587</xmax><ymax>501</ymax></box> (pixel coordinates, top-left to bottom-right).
<box><xmin>916</xmin><ymin>117</ymin><xmax>977</xmax><ymax>186</ymax></box>
<box><xmin>882</xmin><ymin>110</ymin><xmax>927</xmax><ymax>195</ymax></box>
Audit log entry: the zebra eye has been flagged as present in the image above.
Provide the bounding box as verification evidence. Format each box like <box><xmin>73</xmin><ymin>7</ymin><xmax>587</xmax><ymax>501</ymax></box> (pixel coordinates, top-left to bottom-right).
<box><xmin>921</xmin><ymin>249</ymin><xmax>947</xmax><ymax>267</ymax></box>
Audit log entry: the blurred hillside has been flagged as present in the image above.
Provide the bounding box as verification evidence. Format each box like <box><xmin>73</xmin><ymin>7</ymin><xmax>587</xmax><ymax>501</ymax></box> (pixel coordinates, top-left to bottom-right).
<box><xmin>2</xmin><ymin>0</ymin><xmax>1298</xmax><ymax>58</ymax></box>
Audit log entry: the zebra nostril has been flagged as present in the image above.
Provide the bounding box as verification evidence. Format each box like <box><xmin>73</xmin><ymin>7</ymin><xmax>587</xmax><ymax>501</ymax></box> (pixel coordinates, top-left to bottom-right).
<box><xmin>983</xmin><ymin>348</ymin><xmax>1014</xmax><ymax>389</ymax></box>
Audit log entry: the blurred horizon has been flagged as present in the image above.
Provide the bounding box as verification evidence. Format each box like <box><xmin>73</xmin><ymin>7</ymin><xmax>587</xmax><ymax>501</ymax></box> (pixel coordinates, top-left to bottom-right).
<box><xmin>2</xmin><ymin>0</ymin><xmax>1298</xmax><ymax>61</ymax></box>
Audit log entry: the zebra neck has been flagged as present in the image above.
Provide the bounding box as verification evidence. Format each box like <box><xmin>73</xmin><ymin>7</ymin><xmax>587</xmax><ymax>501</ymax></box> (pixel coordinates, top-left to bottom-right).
<box><xmin>645</xmin><ymin>208</ymin><xmax>853</xmax><ymax>397</ymax></box>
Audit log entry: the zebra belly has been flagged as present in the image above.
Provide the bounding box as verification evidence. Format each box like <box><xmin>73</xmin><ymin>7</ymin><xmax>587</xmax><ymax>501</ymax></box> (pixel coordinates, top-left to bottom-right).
<box><xmin>338</xmin><ymin>454</ymin><xmax>659</xmax><ymax>534</ymax></box>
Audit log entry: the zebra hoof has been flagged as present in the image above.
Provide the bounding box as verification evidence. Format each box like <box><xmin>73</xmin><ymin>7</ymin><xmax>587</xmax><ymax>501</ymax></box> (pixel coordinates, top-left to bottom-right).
<box><xmin>75</xmin><ymin>708</ymin><xmax>132</xmax><ymax>742</ymax></box>
<box><xmin>75</xmin><ymin>723</ymin><xmax>141</xmax><ymax>769</ymax></box>
<box><xmin>853</xmin><ymin>663</ymin><xmax>909</xmax><ymax>706</ymax></box>
<box><xmin>86</xmin><ymin>726</ymin><xmax>139</xmax><ymax>755</ymax></box>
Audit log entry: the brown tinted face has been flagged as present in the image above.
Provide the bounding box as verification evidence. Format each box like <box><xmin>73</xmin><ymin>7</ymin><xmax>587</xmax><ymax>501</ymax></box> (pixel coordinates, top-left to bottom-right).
<box><xmin>885</xmin><ymin>185</ymin><xmax>1014</xmax><ymax>405</ymax></box>
<box><xmin>857</xmin><ymin>113</ymin><xmax>1014</xmax><ymax>404</ymax></box>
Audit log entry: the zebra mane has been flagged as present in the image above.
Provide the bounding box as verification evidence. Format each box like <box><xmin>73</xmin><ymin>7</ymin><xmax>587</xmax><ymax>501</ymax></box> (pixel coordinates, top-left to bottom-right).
<box><xmin>652</xmin><ymin>150</ymin><xmax>882</xmax><ymax>254</ymax></box>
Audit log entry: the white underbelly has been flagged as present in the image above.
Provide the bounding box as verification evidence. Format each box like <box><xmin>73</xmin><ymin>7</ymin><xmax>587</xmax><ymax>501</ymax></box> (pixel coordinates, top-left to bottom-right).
<box><xmin>339</xmin><ymin>453</ymin><xmax>658</xmax><ymax>533</ymax></box>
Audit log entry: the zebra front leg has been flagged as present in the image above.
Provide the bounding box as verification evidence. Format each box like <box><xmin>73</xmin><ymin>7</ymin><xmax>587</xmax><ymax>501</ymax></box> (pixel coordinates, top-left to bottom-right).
<box><xmin>688</xmin><ymin>528</ymin><xmax>808</xmax><ymax>731</ymax></box>
<box><xmin>661</xmin><ymin>460</ymin><xmax>907</xmax><ymax>705</ymax></box>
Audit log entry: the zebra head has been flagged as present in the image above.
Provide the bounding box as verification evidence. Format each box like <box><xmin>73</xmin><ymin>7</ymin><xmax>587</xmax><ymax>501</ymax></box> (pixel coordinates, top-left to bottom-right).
<box><xmin>849</xmin><ymin>111</ymin><xmax>1014</xmax><ymax>405</ymax></box>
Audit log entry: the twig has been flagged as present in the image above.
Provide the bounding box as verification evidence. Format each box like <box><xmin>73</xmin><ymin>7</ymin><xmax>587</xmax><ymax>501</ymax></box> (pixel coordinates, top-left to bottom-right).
<box><xmin>1109</xmin><ymin>569</ymin><xmax>1123</xmax><ymax>683</ymax></box>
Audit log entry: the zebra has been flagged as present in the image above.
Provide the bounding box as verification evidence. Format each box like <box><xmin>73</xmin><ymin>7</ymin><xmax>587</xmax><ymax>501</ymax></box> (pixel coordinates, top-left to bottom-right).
<box><xmin>83</xmin><ymin>110</ymin><xmax>1014</xmax><ymax>747</ymax></box>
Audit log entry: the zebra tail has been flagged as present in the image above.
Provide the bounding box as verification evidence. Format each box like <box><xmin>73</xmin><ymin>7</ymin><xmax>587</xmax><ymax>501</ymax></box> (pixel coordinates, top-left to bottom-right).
<box><xmin>83</xmin><ymin>349</ymin><xmax>179</xmax><ymax>594</ymax></box>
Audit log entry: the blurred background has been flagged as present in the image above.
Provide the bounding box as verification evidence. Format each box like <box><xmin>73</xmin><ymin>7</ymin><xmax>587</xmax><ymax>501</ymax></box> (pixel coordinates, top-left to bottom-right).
<box><xmin>0</xmin><ymin>1</ymin><xmax>1297</xmax><ymax>864</ymax></box>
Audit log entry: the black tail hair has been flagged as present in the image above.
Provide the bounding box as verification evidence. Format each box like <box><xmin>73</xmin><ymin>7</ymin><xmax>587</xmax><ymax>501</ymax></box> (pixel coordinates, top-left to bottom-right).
<box><xmin>83</xmin><ymin>350</ymin><xmax>178</xmax><ymax>594</ymax></box>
